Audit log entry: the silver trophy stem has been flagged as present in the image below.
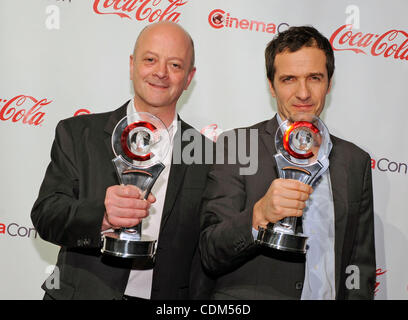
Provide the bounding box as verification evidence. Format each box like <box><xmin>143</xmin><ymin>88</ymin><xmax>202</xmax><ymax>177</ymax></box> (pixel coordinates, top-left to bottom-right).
<box><xmin>123</xmin><ymin>223</ymin><xmax>142</xmax><ymax>240</ymax></box>
<box><xmin>101</xmin><ymin>156</ymin><xmax>165</xmax><ymax>259</ymax></box>
<box><xmin>256</xmin><ymin>153</ymin><xmax>324</xmax><ymax>254</ymax></box>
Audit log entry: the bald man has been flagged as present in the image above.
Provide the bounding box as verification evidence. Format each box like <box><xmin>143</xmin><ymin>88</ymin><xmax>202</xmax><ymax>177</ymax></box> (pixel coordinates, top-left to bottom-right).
<box><xmin>31</xmin><ymin>22</ymin><xmax>213</xmax><ymax>300</ymax></box>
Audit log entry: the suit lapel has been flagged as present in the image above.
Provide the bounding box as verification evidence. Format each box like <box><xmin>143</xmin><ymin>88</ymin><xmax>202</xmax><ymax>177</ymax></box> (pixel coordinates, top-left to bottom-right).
<box><xmin>258</xmin><ymin>116</ymin><xmax>281</xmax><ymax>189</ymax></box>
<box><xmin>159</xmin><ymin>118</ymin><xmax>189</xmax><ymax>232</ymax></box>
<box><xmin>328</xmin><ymin>137</ymin><xmax>349</xmax><ymax>298</ymax></box>
<box><xmin>260</xmin><ymin>115</ymin><xmax>279</xmax><ymax>161</ymax></box>
<box><xmin>103</xmin><ymin>101</ymin><xmax>128</xmax><ymax>158</ymax></box>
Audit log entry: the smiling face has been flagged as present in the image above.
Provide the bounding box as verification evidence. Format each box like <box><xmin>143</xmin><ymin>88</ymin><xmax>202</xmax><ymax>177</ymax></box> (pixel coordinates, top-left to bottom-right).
<box><xmin>130</xmin><ymin>22</ymin><xmax>196</xmax><ymax>118</ymax></box>
<box><xmin>269</xmin><ymin>46</ymin><xmax>332</xmax><ymax>121</ymax></box>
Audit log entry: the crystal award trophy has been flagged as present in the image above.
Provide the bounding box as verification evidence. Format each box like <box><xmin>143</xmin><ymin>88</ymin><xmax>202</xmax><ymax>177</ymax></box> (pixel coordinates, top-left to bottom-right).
<box><xmin>256</xmin><ymin>115</ymin><xmax>330</xmax><ymax>254</ymax></box>
<box><xmin>101</xmin><ymin>112</ymin><xmax>170</xmax><ymax>259</ymax></box>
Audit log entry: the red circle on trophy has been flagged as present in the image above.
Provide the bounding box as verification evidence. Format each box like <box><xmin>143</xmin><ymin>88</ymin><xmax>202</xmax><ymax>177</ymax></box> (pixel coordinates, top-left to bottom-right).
<box><xmin>112</xmin><ymin>112</ymin><xmax>170</xmax><ymax>168</ymax></box>
<box><xmin>120</xmin><ymin>121</ymin><xmax>157</xmax><ymax>161</ymax></box>
<box><xmin>283</xmin><ymin>121</ymin><xmax>320</xmax><ymax>159</ymax></box>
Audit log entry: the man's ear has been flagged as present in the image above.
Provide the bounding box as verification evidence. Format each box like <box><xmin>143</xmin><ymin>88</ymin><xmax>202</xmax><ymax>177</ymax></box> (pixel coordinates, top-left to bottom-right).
<box><xmin>129</xmin><ymin>55</ymin><xmax>134</xmax><ymax>80</ymax></box>
<box><xmin>268</xmin><ymin>79</ymin><xmax>276</xmax><ymax>98</ymax></box>
<box><xmin>327</xmin><ymin>78</ymin><xmax>333</xmax><ymax>94</ymax></box>
<box><xmin>184</xmin><ymin>67</ymin><xmax>196</xmax><ymax>90</ymax></box>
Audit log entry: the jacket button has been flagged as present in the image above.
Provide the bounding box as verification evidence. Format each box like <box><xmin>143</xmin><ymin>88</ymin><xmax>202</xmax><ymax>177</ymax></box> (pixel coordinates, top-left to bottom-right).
<box><xmin>295</xmin><ymin>282</ymin><xmax>303</xmax><ymax>290</ymax></box>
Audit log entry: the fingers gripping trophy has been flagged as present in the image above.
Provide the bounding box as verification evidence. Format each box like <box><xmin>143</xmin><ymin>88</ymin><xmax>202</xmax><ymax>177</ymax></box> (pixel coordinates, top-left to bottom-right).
<box><xmin>256</xmin><ymin>114</ymin><xmax>330</xmax><ymax>254</ymax></box>
<box><xmin>101</xmin><ymin>112</ymin><xmax>170</xmax><ymax>259</ymax></box>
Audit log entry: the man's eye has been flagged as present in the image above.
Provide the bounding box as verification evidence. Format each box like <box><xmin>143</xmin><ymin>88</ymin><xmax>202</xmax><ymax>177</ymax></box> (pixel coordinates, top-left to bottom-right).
<box><xmin>145</xmin><ymin>57</ymin><xmax>154</xmax><ymax>63</ymax></box>
<box><xmin>172</xmin><ymin>63</ymin><xmax>181</xmax><ymax>69</ymax></box>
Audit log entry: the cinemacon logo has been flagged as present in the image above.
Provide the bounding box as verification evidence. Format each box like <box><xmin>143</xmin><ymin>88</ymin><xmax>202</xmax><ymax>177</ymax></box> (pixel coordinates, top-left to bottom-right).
<box><xmin>330</xmin><ymin>24</ymin><xmax>408</xmax><ymax>61</ymax></box>
<box><xmin>0</xmin><ymin>222</ymin><xmax>38</xmax><ymax>239</ymax></box>
<box><xmin>208</xmin><ymin>8</ymin><xmax>289</xmax><ymax>34</ymax></box>
<box><xmin>372</xmin><ymin>158</ymin><xmax>407</xmax><ymax>174</ymax></box>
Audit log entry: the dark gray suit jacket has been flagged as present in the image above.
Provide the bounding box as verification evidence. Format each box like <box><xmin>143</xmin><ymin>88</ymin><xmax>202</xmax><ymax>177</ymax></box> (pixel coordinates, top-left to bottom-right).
<box><xmin>31</xmin><ymin>101</ymin><xmax>213</xmax><ymax>300</ymax></box>
<box><xmin>199</xmin><ymin>115</ymin><xmax>376</xmax><ymax>300</ymax></box>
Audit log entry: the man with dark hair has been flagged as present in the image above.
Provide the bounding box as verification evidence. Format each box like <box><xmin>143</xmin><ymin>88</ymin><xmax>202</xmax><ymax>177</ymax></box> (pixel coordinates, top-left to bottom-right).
<box><xmin>200</xmin><ymin>26</ymin><xmax>376</xmax><ymax>300</ymax></box>
<box><xmin>265</xmin><ymin>26</ymin><xmax>335</xmax><ymax>85</ymax></box>
<box><xmin>31</xmin><ymin>21</ymin><xmax>212</xmax><ymax>300</ymax></box>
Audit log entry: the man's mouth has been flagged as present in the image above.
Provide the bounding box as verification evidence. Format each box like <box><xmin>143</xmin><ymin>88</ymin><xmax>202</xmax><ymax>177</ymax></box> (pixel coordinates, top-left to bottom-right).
<box><xmin>293</xmin><ymin>104</ymin><xmax>314</xmax><ymax>110</ymax></box>
<box><xmin>148</xmin><ymin>81</ymin><xmax>169</xmax><ymax>89</ymax></box>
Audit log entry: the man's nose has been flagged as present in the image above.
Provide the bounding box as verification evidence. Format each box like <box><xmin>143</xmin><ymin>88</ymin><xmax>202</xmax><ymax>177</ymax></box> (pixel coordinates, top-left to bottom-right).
<box><xmin>296</xmin><ymin>80</ymin><xmax>311</xmax><ymax>101</ymax></box>
<box><xmin>153</xmin><ymin>62</ymin><xmax>168</xmax><ymax>79</ymax></box>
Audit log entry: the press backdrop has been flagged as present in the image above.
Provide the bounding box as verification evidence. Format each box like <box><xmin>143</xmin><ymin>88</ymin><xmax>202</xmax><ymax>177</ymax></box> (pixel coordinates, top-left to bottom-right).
<box><xmin>0</xmin><ymin>0</ymin><xmax>407</xmax><ymax>299</ymax></box>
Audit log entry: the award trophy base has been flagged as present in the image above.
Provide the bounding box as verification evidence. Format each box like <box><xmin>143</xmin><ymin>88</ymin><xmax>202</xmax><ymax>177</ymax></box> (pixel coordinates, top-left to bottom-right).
<box><xmin>257</xmin><ymin>227</ymin><xmax>308</xmax><ymax>254</ymax></box>
<box><xmin>102</xmin><ymin>231</ymin><xmax>156</xmax><ymax>259</ymax></box>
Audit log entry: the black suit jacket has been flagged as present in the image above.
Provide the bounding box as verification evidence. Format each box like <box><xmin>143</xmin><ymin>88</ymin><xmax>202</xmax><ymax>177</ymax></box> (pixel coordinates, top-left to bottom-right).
<box><xmin>31</xmin><ymin>101</ymin><xmax>213</xmax><ymax>300</ymax></box>
<box><xmin>199</xmin><ymin>115</ymin><xmax>376</xmax><ymax>299</ymax></box>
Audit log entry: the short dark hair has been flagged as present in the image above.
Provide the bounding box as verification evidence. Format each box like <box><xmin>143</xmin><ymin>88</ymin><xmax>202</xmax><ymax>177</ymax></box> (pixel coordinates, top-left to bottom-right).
<box><xmin>265</xmin><ymin>26</ymin><xmax>335</xmax><ymax>86</ymax></box>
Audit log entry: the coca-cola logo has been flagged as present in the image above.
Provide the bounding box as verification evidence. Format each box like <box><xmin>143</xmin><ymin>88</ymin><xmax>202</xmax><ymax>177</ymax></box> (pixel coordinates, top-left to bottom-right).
<box><xmin>93</xmin><ymin>0</ymin><xmax>188</xmax><ymax>22</ymax></box>
<box><xmin>375</xmin><ymin>268</ymin><xmax>387</xmax><ymax>296</ymax></box>
<box><xmin>74</xmin><ymin>108</ymin><xmax>91</xmax><ymax>117</ymax></box>
<box><xmin>208</xmin><ymin>8</ymin><xmax>289</xmax><ymax>34</ymax></box>
<box><xmin>0</xmin><ymin>95</ymin><xmax>52</xmax><ymax>126</ymax></box>
<box><xmin>330</xmin><ymin>24</ymin><xmax>408</xmax><ymax>61</ymax></box>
